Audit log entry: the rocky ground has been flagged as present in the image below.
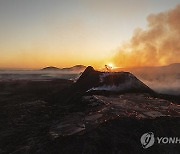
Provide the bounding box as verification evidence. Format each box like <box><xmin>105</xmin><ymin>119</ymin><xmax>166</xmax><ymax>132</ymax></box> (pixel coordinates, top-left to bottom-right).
<box><xmin>0</xmin><ymin>69</ymin><xmax>180</xmax><ymax>153</ymax></box>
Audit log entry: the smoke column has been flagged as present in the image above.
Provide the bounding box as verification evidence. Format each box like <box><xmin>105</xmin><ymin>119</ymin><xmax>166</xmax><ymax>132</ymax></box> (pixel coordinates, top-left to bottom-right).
<box><xmin>114</xmin><ymin>4</ymin><xmax>180</xmax><ymax>67</ymax></box>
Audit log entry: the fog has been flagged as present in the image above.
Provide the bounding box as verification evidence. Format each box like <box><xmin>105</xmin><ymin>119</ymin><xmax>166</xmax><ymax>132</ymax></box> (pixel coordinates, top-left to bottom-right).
<box><xmin>0</xmin><ymin>70</ymin><xmax>80</xmax><ymax>81</ymax></box>
<box><xmin>126</xmin><ymin>65</ymin><xmax>180</xmax><ymax>95</ymax></box>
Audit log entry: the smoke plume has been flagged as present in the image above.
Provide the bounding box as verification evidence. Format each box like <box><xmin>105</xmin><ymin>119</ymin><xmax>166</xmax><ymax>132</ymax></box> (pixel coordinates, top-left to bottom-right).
<box><xmin>114</xmin><ymin>4</ymin><xmax>180</xmax><ymax>67</ymax></box>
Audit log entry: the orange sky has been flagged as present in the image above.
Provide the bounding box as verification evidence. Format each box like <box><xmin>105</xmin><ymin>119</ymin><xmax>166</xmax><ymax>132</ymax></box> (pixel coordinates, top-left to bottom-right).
<box><xmin>0</xmin><ymin>1</ymin><xmax>179</xmax><ymax>69</ymax></box>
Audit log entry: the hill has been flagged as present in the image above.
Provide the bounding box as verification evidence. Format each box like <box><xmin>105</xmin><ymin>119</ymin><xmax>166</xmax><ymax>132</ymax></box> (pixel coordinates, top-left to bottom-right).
<box><xmin>41</xmin><ymin>65</ymin><xmax>86</xmax><ymax>72</ymax></box>
<box><xmin>41</xmin><ymin>66</ymin><xmax>60</xmax><ymax>71</ymax></box>
<box><xmin>62</xmin><ymin>65</ymin><xmax>86</xmax><ymax>72</ymax></box>
<box><xmin>74</xmin><ymin>66</ymin><xmax>153</xmax><ymax>94</ymax></box>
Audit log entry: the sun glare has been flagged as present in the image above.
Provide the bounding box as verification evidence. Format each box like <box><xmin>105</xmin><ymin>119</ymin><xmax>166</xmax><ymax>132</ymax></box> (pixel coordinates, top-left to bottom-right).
<box><xmin>107</xmin><ymin>63</ymin><xmax>115</xmax><ymax>69</ymax></box>
<box><xmin>104</xmin><ymin>62</ymin><xmax>116</xmax><ymax>72</ymax></box>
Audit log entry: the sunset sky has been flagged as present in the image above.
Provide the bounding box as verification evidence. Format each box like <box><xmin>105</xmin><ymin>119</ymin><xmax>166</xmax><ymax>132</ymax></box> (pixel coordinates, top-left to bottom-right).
<box><xmin>0</xmin><ymin>0</ymin><xmax>180</xmax><ymax>69</ymax></box>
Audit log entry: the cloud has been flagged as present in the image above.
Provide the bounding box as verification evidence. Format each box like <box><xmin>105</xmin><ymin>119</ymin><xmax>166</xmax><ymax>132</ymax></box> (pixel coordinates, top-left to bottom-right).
<box><xmin>114</xmin><ymin>4</ymin><xmax>180</xmax><ymax>67</ymax></box>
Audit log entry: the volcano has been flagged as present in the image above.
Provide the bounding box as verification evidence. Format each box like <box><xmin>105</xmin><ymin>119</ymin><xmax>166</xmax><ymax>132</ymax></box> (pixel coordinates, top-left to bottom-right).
<box><xmin>1</xmin><ymin>66</ymin><xmax>179</xmax><ymax>154</ymax></box>
<box><xmin>74</xmin><ymin>66</ymin><xmax>153</xmax><ymax>94</ymax></box>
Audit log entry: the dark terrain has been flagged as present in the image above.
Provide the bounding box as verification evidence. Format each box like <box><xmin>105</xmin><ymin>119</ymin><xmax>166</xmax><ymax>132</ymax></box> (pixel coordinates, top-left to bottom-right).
<box><xmin>0</xmin><ymin>67</ymin><xmax>179</xmax><ymax>154</ymax></box>
<box><xmin>41</xmin><ymin>65</ymin><xmax>86</xmax><ymax>72</ymax></box>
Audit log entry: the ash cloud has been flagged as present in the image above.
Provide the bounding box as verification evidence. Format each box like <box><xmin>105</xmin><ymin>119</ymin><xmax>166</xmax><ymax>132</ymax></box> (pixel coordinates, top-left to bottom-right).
<box><xmin>114</xmin><ymin>4</ymin><xmax>180</xmax><ymax>67</ymax></box>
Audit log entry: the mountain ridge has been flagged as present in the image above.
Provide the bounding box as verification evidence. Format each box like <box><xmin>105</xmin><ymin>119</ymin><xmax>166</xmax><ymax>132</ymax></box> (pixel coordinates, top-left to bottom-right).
<box><xmin>41</xmin><ymin>65</ymin><xmax>86</xmax><ymax>72</ymax></box>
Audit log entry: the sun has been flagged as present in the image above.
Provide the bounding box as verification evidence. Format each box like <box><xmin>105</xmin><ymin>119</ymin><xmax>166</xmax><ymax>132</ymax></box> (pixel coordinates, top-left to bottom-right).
<box><xmin>104</xmin><ymin>62</ymin><xmax>116</xmax><ymax>72</ymax></box>
<box><xmin>107</xmin><ymin>63</ymin><xmax>115</xmax><ymax>69</ymax></box>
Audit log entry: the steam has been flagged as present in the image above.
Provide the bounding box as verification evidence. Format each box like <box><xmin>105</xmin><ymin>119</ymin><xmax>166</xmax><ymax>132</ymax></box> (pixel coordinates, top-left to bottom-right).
<box><xmin>114</xmin><ymin>4</ymin><xmax>180</xmax><ymax>67</ymax></box>
<box><xmin>143</xmin><ymin>79</ymin><xmax>180</xmax><ymax>95</ymax></box>
<box><xmin>126</xmin><ymin>65</ymin><xmax>180</xmax><ymax>95</ymax></box>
